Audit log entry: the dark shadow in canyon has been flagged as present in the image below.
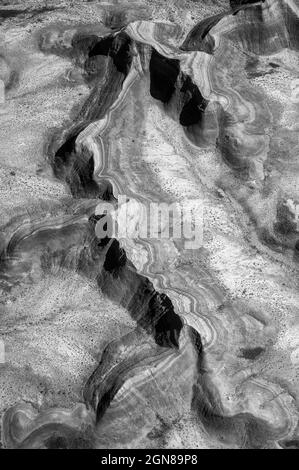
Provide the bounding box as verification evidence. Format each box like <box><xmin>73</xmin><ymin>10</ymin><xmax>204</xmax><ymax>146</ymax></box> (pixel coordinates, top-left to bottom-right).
<box><xmin>179</xmin><ymin>75</ymin><xmax>208</xmax><ymax>127</ymax></box>
<box><xmin>149</xmin><ymin>49</ymin><xmax>180</xmax><ymax>103</ymax></box>
<box><xmin>50</xmin><ymin>32</ymin><xmax>133</xmax><ymax>198</ymax></box>
<box><xmin>230</xmin><ymin>0</ymin><xmax>265</xmax><ymax>8</ymax></box>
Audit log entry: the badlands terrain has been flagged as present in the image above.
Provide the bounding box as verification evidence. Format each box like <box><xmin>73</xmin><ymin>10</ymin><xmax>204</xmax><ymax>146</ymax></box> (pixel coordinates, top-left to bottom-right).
<box><xmin>0</xmin><ymin>0</ymin><xmax>299</xmax><ymax>449</ymax></box>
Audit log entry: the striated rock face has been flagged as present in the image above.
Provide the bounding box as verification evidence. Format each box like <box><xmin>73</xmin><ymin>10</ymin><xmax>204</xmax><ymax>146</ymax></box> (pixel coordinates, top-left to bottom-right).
<box><xmin>0</xmin><ymin>0</ymin><xmax>299</xmax><ymax>449</ymax></box>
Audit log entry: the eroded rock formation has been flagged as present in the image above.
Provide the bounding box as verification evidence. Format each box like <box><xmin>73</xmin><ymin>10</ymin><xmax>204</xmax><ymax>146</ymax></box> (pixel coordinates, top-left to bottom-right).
<box><xmin>0</xmin><ymin>0</ymin><xmax>299</xmax><ymax>449</ymax></box>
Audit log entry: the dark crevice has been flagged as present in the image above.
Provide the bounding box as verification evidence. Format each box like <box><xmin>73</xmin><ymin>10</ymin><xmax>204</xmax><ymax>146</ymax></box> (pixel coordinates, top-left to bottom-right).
<box><xmin>149</xmin><ymin>48</ymin><xmax>180</xmax><ymax>103</ymax></box>
<box><xmin>180</xmin><ymin>13</ymin><xmax>224</xmax><ymax>53</ymax></box>
<box><xmin>95</xmin><ymin>234</ymin><xmax>183</xmax><ymax>349</ymax></box>
<box><xmin>53</xmin><ymin>132</ymin><xmax>100</xmax><ymax>198</ymax></box>
<box><xmin>103</xmin><ymin>239</ymin><xmax>127</xmax><ymax>273</ymax></box>
<box><xmin>89</xmin><ymin>32</ymin><xmax>133</xmax><ymax>75</ymax></box>
<box><xmin>96</xmin><ymin>383</ymin><xmax>123</xmax><ymax>422</ymax></box>
<box><xmin>230</xmin><ymin>0</ymin><xmax>265</xmax><ymax>8</ymax></box>
<box><xmin>87</xmin><ymin>36</ymin><xmax>112</xmax><ymax>57</ymax></box>
<box><xmin>50</xmin><ymin>32</ymin><xmax>134</xmax><ymax>198</ymax></box>
<box><xmin>180</xmin><ymin>74</ymin><xmax>208</xmax><ymax>127</ymax></box>
<box><xmin>149</xmin><ymin>293</ymin><xmax>182</xmax><ymax>348</ymax></box>
<box><xmin>53</xmin><ymin>134</ymin><xmax>79</xmax><ymax>176</ymax></box>
<box><xmin>71</xmin><ymin>34</ymin><xmax>100</xmax><ymax>59</ymax></box>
